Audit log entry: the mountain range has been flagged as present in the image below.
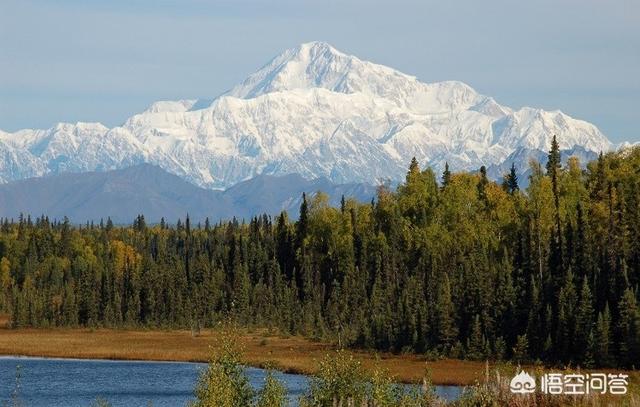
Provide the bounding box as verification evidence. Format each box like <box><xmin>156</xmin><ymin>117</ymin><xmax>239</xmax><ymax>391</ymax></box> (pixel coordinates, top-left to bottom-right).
<box><xmin>0</xmin><ymin>164</ymin><xmax>376</xmax><ymax>223</ymax></box>
<box><xmin>0</xmin><ymin>41</ymin><xmax>616</xmax><ymax>192</ymax></box>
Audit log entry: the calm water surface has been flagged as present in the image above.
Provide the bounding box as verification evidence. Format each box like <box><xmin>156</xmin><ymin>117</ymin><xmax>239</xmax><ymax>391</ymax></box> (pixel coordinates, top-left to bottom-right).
<box><xmin>0</xmin><ymin>356</ymin><xmax>461</xmax><ymax>406</ymax></box>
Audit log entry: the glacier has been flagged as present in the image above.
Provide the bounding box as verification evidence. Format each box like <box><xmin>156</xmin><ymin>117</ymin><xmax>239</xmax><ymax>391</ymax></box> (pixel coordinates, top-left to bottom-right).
<box><xmin>0</xmin><ymin>41</ymin><xmax>614</xmax><ymax>188</ymax></box>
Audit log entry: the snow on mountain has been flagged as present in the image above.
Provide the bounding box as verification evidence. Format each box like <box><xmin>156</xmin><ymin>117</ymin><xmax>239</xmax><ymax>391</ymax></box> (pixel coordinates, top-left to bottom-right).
<box><xmin>143</xmin><ymin>100</ymin><xmax>198</xmax><ymax>114</ymax></box>
<box><xmin>617</xmin><ymin>141</ymin><xmax>640</xmax><ymax>150</ymax></box>
<box><xmin>225</xmin><ymin>42</ymin><xmax>482</xmax><ymax>113</ymax></box>
<box><xmin>0</xmin><ymin>41</ymin><xmax>615</xmax><ymax>188</ymax></box>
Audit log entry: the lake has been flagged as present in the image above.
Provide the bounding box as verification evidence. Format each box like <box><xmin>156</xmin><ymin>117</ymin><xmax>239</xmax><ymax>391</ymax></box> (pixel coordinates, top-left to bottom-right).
<box><xmin>0</xmin><ymin>356</ymin><xmax>462</xmax><ymax>406</ymax></box>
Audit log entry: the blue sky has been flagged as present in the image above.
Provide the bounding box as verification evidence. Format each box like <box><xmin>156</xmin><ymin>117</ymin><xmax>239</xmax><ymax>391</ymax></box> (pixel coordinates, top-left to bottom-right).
<box><xmin>1</xmin><ymin>0</ymin><xmax>638</xmax><ymax>143</ymax></box>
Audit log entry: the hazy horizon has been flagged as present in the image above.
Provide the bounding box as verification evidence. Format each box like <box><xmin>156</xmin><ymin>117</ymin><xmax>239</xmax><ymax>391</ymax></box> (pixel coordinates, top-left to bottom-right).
<box><xmin>1</xmin><ymin>0</ymin><xmax>638</xmax><ymax>143</ymax></box>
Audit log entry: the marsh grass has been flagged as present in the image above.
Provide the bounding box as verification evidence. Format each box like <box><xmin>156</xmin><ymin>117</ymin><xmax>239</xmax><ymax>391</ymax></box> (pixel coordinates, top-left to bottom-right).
<box><xmin>453</xmin><ymin>363</ymin><xmax>640</xmax><ymax>407</ymax></box>
<box><xmin>0</xmin><ymin>323</ymin><xmax>485</xmax><ymax>385</ymax></box>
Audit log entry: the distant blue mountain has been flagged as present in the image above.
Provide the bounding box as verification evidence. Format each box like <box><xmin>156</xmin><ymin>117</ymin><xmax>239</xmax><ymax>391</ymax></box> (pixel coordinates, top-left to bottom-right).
<box><xmin>0</xmin><ymin>164</ymin><xmax>376</xmax><ymax>224</ymax></box>
<box><xmin>486</xmin><ymin>146</ymin><xmax>599</xmax><ymax>187</ymax></box>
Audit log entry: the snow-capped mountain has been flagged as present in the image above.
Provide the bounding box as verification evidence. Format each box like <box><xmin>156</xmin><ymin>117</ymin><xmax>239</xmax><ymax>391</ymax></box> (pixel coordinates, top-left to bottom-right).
<box><xmin>0</xmin><ymin>41</ymin><xmax>614</xmax><ymax>188</ymax></box>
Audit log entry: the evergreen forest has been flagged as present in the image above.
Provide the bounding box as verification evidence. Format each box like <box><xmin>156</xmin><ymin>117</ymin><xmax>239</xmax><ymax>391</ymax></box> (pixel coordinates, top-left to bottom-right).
<box><xmin>1</xmin><ymin>138</ymin><xmax>639</xmax><ymax>369</ymax></box>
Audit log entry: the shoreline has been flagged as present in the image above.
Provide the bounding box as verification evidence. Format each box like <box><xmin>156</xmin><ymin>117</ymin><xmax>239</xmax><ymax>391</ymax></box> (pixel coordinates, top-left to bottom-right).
<box><xmin>0</xmin><ymin>354</ymin><xmax>463</xmax><ymax>390</ymax></box>
<box><xmin>0</xmin><ymin>354</ymin><xmax>208</xmax><ymax>365</ymax></box>
<box><xmin>0</xmin><ymin>326</ymin><xmax>484</xmax><ymax>386</ymax></box>
<box><xmin>1</xmin><ymin>326</ymin><xmax>638</xmax><ymax>389</ymax></box>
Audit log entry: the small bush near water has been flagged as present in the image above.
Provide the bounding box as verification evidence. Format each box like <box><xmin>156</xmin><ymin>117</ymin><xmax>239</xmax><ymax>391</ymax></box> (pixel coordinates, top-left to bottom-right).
<box><xmin>298</xmin><ymin>349</ymin><xmax>440</xmax><ymax>407</ymax></box>
<box><xmin>188</xmin><ymin>332</ymin><xmax>640</xmax><ymax>406</ymax></box>
<box><xmin>189</xmin><ymin>327</ymin><xmax>290</xmax><ymax>407</ymax></box>
<box><xmin>188</xmin><ymin>328</ymin><xmax>441</xmax><ymax>407</ymax></box>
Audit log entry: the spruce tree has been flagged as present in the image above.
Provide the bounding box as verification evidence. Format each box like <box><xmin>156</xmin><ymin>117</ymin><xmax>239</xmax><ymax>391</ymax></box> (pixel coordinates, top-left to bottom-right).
<box><xmin>616</xmin><ymin>288</ymin><xmax>640</xmax><ymax>367</ymax></box>
<box><xmin>296</xmin><ymin>193</ymin><xmax>309</xmax><ymax>248</ymax></box>
<box><xmin>556</xmin><ymin>272</ymin><xmax>577</xmax><ymax>362</ymax></box>
<box><xmin>434</xmin><ymin>274</ymin><xmax>457</xmax><ymax>351</ymax></box>
<box><xmin>0</xmin><ymin>257</ymin><xmax>10</xmax><ymax>312</ymax></box>
<box><xmin>595</xmin><ymin>304</ymin><xmax>612</xmax><ymax>367</ymax></box>
<box><xmin>408</xmin><ymin>157</ymin><xmax>420</xmax><ymax>180</ymax></box>
<box><xmin>546</xmin><ymin>136</ymin><xmax>564</xmax><ymax>293</ymax></box>
<box><xmin>583</xmin><ymin>329</ymin><xmax>596</xmax><ymax>368</ymax></box>
<box><xmin>575</xmin><ymin>277</ymin><xmax>594</xmax><ymax>363</ymax></box>
<box><xmin>526</xmin><ymin>275</ymin><xmax>544</xmax><ymax>355</ymax></box>
<box><xmin>442</xmin><ymin>162</ymin><xmax>451</xmax><ymax>188</ymax></box>
<box><xmin>477</xmin><ymin>165</ymin><xmax>488</xmax><ymax>203</ymax></box>
<box><xmin>590</xmin><ymin>151</ymin><xmax>607</xmax><ymax>200</ymax></box>
<box><xmin>506</xmin><ymin>163</ymin><xmax>519</xmax><ymax>194</ymax></box>
<box><xmin>512</xmin><ymin>334</ymin><xmax>529</xmax><ymax>363</ymax></box>
<box><xmin>546</xmin><ymin>135</ymin><xmax>561</xmax><ymax>176</ymax></box>
<box><xmin>466</xmin><ymin>314</ymin><xmax>484</xmax><ymax>360</ymax></box>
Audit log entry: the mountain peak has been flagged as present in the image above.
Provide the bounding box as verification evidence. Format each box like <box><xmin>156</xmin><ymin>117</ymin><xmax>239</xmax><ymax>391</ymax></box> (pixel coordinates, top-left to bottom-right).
<box><xmin>225</xmin><ymin>41</ymin><xmax>357</xmax><ymax>99</ymax></box>
<box><xmin>0</xmin><ymin>42</ymin><xmax>615</xmax><ymax>189</ymax></box>
<box><xmin>296</xmin><ymin>41</ymin><xmax>341</xmax><ymax>55</ymax></box>
<box><xmin>225</xmin><ymin>41</ymin><xmax>485</xmax><ymax>114</ymax></box>
<box><xmin>143</xmin><ymin>100</ymin><xmax>197</xmax><ymax>114</ymax></box>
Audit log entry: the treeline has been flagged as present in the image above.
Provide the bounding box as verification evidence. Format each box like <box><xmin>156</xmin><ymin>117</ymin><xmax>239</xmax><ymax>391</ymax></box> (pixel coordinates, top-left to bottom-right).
<box><xmin>0</xmin><ymin>140</ymin><xmax>639</xmax><ymax>368</ymax></box>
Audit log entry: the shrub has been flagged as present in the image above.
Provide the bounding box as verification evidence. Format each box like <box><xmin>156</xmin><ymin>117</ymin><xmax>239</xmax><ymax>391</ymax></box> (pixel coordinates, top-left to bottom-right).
<box><xmin>190</xmin><ymin>330</ymin><xmax>254</xmax><ymax>407</ymax></box>
<box><xmin>301</xmin><ymin>350</ymin><xmax>368</xmax><ymax>406</ymax></box>
<box><xmin>256</xmin><ymin>370</ymin><xmax>287</xmax><ymax>407</ymax></box>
